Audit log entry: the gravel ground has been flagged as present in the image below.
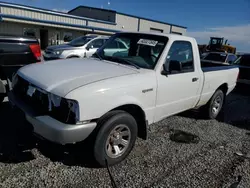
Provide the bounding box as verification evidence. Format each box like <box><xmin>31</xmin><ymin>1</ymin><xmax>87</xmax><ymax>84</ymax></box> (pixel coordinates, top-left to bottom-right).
<box><xmin>0</xmin><ymin>89</ymin><xmax>250</xmax><ymax>188</ymax></box>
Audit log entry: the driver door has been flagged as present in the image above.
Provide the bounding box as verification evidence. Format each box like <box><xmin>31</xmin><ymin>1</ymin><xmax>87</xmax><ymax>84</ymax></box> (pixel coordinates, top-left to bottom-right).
<box><xmin>154</xmin><ymin>40</ymin><xmax>202</xmax><ymax>122</ymax></box>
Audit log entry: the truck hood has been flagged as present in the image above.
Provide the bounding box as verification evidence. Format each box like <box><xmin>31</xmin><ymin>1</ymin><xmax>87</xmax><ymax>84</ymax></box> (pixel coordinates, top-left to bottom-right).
<box><xmin>18</xmin><ymin>58</ymin><xmax>138</xmax><ymax>97</ymax></box>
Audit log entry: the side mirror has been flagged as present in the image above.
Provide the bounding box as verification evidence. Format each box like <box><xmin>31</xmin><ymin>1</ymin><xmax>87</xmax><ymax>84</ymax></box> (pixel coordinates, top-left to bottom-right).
<box><xmin>228</xmin><ymin>60</ymin><xmax>233</xmax><ymax>64</ymax></box>
<box><xmin>86</xmin><ymin>46</ymin><xmax>90</xmax><ymax>51</ymax></box>
<box><xmin>169</xmin><ymin>60</ymin><xmax>182</xmax><ymax>73</ymax></box>
<box><xmin>161</xmin><ymin>64</ymin><xmax>169</xmax><ymax>76</ymax></box>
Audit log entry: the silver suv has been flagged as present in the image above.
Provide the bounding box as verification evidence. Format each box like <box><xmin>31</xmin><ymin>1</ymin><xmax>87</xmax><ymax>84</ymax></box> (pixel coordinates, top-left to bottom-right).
<box><xmin>43</xmin><ymin>35</ymin><xmax>109</xmax><ymax>60</ymax></box>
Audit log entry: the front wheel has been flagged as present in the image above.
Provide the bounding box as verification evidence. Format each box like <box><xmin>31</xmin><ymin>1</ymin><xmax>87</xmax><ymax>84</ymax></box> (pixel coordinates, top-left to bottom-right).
<box><xmin>202</xmin><ymin>89</ymin><xmax>224</xmax><ymax>119</ymax></box>
<box><xmin>93</xmin><ymin>111</ymin><xmax>138</xmax><ymax>167</ymax></box>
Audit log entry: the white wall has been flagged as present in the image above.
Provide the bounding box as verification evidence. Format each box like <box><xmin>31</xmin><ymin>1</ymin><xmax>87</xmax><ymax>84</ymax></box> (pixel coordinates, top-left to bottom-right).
<box><xmin>139</xmin><ymin>19</ymin><xmax>171</xmax><ymax>33</ymax></box>
<box><xmin>171</xmin><ymin>26</ymin><xmax>186</xmax><ymax>35</ymax></box>
<box><xmin>88</xmin><ymin>14</ymin><xmax>139</xmax><ymax>32</ymax></box>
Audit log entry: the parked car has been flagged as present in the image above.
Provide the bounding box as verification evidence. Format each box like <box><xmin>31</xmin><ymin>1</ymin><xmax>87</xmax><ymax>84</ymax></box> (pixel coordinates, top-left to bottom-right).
<box><xmin>9</xmin><ymin>32</ymin><xmax>239</xmax><ymax>166</ymax></box>
<box><xmin>233</xmin><ymin>53</ymin><xmax>250</xmax><ymax>86</ymax></box>
<box><xmin>43</xmin><ymin>35</ymin><xmax>110</xmax><ymax>60</ymax></box>
<box><xmin>202</xmin><ymin>52</ymin><xmax>238</xmax><ymax>65</ymax></box>
<box><xmin>0</xmin><ymin>35</ymin><xmax>41</xmax><ymax>103</ymax></box>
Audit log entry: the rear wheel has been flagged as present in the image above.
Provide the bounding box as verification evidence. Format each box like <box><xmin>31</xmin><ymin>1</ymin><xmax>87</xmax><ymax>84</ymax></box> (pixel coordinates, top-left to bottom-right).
<box><xmin>202</xmin><ymin>89</ymin><xmax>224</xmax><ymax>119</ymax></box>
<box><xmin>0</xmin><ymin>94</ymin><xmax>5</xmax><ymax>104</ymax></box>
<box><xmin>93</xmin><ymin>111</ymin><xmax>138</xmax><ymax>167</ymax></box>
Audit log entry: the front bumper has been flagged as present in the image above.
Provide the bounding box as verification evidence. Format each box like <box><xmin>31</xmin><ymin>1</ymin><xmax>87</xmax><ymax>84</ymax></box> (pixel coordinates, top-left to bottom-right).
<box><xmin>43</xmin><ymin>55</ymin><xmax>61</xmax><ymax>61</ymax></box>
<box><xmin>8</xmin><ymin>92</ymin><xmax>97</xmax><ymax>145</ymax></box>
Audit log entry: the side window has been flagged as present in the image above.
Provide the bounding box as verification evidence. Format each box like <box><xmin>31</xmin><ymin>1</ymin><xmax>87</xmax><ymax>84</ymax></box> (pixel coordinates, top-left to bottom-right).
<box><xmin>91</xmin><ymin>39</ymin><xmax>104</xmax><ymax>48</ymax></box>
<box><xmin>104</xmin><ymin>39</ymin><xmax>109</xmax><ymax>44</ymax></box>
<box><xmin>107</xmin><ymin>40</ymin><xmax>119</xmax><ymax>49</ymax></box>
<box><xmin>227</xmin><ymin>55</ymin><xmax>237</xmax><ymax>63</ymax></box>
<box><xmin>117</xmin><ymin>41</ymin><xmax>127</xmax><ymax>49</ymax></box>
<box><xmin>165</xmin><ymin>41</ymin><xmax>194</xmax><ymax>74</ymax></box>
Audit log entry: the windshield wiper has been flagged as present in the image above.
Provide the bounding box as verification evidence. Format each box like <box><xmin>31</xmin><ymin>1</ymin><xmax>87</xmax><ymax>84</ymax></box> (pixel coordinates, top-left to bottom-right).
<box><xmin>109</xmin><ymin>57</ymin><xmax>140</xmax><ymax>69</ymax></box>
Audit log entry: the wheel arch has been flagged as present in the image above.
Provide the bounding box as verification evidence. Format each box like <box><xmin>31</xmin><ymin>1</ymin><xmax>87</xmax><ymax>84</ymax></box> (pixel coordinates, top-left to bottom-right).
<box><xmin>99</xmin><ymin>104</ymin><xmax>148</xmax><ymax>140</ymax></box>
<box><xmin>67</xmin><ymin>55</ymin><xmax>81</xmax><ymax>58</ymax></box>
<box><xmin>217</xmin><ymin>83</ymin><xmax>228</xmax><ymax>95</ymax></box>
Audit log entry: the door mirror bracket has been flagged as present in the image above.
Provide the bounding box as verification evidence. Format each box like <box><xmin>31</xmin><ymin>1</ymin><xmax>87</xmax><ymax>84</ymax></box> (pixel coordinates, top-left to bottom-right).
<box><xmin>161</xmin><ymin>64</ymin><xmax>169</xmax><ymax>76</ymax></box>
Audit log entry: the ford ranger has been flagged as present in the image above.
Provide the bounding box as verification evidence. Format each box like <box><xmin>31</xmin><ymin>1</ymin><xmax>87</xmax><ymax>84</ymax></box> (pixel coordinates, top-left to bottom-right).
<box><xmin>9</xmin><ymin>32</ymin><xmax>239</xmax><ymax>166</ymax></box>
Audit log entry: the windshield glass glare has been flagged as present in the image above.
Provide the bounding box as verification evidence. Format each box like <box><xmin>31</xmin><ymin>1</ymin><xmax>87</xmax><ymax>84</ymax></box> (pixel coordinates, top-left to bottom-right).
<box><xmin>96</xmin><ymin>33</ymin><xmax>168</xmax><ymax>69</ymax></box>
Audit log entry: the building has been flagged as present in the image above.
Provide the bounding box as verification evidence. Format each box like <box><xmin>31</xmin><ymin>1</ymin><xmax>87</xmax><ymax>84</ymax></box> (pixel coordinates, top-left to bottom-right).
<box><xmin>0</xmin><ymin>2</ymin><xmax>187</xmax><ymax>49</ymax></box>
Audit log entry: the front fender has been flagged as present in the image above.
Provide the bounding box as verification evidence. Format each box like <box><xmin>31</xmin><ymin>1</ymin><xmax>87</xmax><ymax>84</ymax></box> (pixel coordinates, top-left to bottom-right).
<box><xmin>65</xmin><ymin>71</ymin><xmax>157</xmax><ymax>123</ymax></box>
<box><xmin>100</xmin><ymin>95</ymin><xmax>145</xmax><ymax>115</ymax></box>
<box><xmin>66</xmin><ymin>86</ymin><xmax>154</xmax><ymax>122</ymax></box>
<box><xmin>81</xmin><ymin>94</ymin><xmax>146</xmax><ymax>121</ymax></box>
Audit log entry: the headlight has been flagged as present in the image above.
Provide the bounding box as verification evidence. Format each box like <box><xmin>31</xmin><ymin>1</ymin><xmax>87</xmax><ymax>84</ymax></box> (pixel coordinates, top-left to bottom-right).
<box><xmin>54</xmin><ymin>50</ymin><xmax>63</xmax><ymax>55</ymax></box>
<box><xmin>48</xmin><ymin>93</ymin><xmax>80</xmax><ymax>124</ymax></box>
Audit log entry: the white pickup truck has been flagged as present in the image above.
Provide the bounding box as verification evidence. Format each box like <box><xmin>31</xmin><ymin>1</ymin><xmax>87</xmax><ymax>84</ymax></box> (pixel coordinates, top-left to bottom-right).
<box><xmin>9</xmin><ymin>32</ymin><xmax>239</xmax><ymax>166</ymax></box>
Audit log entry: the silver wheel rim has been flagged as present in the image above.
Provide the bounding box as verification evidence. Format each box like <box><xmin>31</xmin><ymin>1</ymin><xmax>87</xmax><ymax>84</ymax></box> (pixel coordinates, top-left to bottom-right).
<box><xmin>212</xmin><ymin>95</ymin><xmax>222</xmax><ymax>115</ymax></box>
<box><xmin>105</xmin><ymin>124</ymin><xmax>131</xmax><ymax>158</ymax></box>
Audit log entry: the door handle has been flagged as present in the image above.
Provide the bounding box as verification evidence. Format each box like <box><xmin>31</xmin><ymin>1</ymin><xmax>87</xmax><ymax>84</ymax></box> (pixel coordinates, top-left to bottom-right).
<box><xmin>192</xmin><ymin>77</ymin><xmax>199</xmax><ymax>82</ymax></box>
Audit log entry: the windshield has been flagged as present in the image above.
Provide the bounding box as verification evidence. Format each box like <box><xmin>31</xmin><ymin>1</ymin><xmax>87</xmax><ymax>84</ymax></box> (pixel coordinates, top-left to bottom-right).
<box><xmin>203</xmin><ymin>53</ymin><xmax>227</xmax><ymax>62</ymax></box>
<box><xmin>68</xmin><ymin>36</ymin><xmax>94</xmax><ymax>47</ymax></box>
<box><xmin>96</xmin><ymin>33</ymin><xmax>168</xmax><ymax>69</ymax></box>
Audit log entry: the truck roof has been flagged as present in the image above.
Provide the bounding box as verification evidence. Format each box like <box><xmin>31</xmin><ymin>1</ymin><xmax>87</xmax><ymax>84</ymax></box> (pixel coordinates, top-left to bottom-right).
<box><xmin>117</xmin><ymin>31</ymin><xmax>194</xmax><ymax>41</ymax></box>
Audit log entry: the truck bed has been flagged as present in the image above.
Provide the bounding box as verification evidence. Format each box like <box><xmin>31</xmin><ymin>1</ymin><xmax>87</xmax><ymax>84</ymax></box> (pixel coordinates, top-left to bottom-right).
<box><xmin>201</xmin><ymin>60</ymin><xmax>237</xmax><ymax>72</ymax></box>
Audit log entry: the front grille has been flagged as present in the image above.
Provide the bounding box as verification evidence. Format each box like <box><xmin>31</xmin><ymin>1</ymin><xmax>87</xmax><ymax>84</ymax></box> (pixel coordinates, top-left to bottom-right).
<box><xmin>45</xmin><ymin>49</ymin><xmax>53</xmax><ymax>54</ymax></box>
<box><xmin>13</xmin><ymin>76</ymin><xmax>49</xmax><ymax>115</ymax></box>
<box><xmin>43</xmin><ymin>56</ymin><xmax>59</xmax><ymax>61</ymax></box>
<box><xmin>12</xmin><ymin>76</ymin><xmax>78</xmax><ymax>124</ymax></box>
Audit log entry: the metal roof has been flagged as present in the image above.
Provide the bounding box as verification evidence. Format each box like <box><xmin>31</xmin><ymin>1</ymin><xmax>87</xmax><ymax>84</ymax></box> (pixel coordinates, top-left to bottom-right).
<box><xmin>0</xmin><ymin>1</ymin><xmax>117</xmax><ymax>25</ymax></box>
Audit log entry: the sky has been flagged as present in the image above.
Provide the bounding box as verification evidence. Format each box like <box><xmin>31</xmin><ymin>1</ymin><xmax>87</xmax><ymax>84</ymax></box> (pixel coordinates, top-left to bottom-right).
<box><xmin>2</xmin><ymin>0</ymin><xmax>250</xmax><ymax>52</ymax></box>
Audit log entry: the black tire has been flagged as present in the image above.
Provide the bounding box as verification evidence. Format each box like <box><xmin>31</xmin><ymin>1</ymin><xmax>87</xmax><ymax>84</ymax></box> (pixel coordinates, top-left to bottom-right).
<box><xmin>202</xmin><ymin>89</ymin><xmax>225</xmax><ymax>119</ymax></box>
<box><xmin>93</xmin><ymin>111</ymin><xmax>138</xmax><ymax>167</ymax></box>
